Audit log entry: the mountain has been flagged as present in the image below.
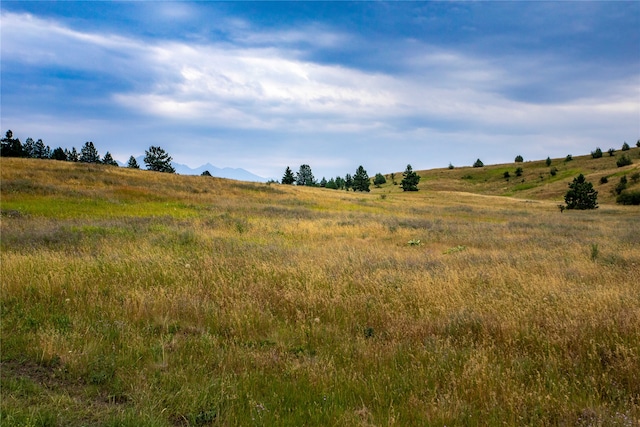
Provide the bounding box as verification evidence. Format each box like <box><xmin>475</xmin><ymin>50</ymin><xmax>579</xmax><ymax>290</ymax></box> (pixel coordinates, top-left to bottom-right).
<box><xmin>117</xmin><ymin>157</ymin><xmax>266</xmax><ymax>182</ymax></box>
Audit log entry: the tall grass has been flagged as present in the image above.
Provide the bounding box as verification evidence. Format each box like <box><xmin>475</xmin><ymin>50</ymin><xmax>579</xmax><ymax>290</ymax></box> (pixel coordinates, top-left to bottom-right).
<box><xmin>1</xmin><ymin>158</ymin><xmax>639</xmax><ymax>426</ymax></box>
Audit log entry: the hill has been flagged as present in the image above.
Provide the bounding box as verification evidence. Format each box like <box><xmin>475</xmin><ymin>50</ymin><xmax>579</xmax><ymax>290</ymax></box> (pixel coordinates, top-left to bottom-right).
<box><xmin>380</xmin><ymin>147</ymin><xmax>639</xmax><ymax>205</ymax></box>
<box><xmin>1</xmin><ymin>157</ymin><xmax>639</xmax><ymax>425</ymax></box>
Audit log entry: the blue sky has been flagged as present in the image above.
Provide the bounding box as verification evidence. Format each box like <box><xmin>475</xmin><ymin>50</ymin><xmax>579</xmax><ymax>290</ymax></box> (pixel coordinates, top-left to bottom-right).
<box><xmin>2</xmin><ymin>1</ymin><xmax>638</xmax><ymax>180</ymax></box>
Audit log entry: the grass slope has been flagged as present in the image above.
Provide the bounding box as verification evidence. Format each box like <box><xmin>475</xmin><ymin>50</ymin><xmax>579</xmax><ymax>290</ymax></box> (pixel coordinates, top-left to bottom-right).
<box><xmin>379</xmin><ymin>147</ymin><xmax>640</xmax><ymax>205</ymax></box>
<box><xmin>1</xmin><ymin>157</ymin><xmax>639</xmax><ymax>426</ymax></box>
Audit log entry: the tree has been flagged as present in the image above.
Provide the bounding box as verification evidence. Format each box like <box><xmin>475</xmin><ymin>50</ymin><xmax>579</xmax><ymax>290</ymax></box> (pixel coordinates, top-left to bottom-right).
<box><xmin>636</xmin><ymin>140</ymin><xmax>640</xmax><ymax>148</ymax></box>
<box><xmin>448</xmin><ymin>163</ymin><xmax>454</xmax><ymax>170</ymax></box>
<box><xmin>51</xmin><ymin>147</ymin><xmax>67</xmax><ymax>161</ymax></box>
<box><xmin>144</xmin><ymin>146</ymin><xmax>175</xmax><ymax>173</ymax></box>
<box><xmin>1</xmin><ymin>130</ymin><xmax>23</xmax><ymax>157</ymax></box>
<box><xmin>344</xmin><ymin>174</ymin><xmax>353</xmax><ymax>191</ymax></box>
<box><xmin>545</xmin><ymin>156</ymin><xmax>552</xmax><ymax>166</ymax></box>
<box><xmin>325</xmin><ymin>178</ymin><xmax>338</xmax><ymax>189</ymax></box>
<box><xmin>473</xmin><ymin>159</ymin><xmax>484</xmax><ymax>168</ymax></box>
<box><xmin>565</xmin><ymin>154</ymin><xmax>573</xmax><ymax>162</ymax></box>
<box><xmin>607</xmin><ymin>148</ymin><xmax>616</xmax><ymax>157</ymax></box>
<box><xmin>67</xmin><ymin>147</ymin><xmax>79</xmax><ymax>162</ymax></box>
<box><xmin>352</xmin><ymin>166</ymin><xmax>370</xmax><ymax>192</ymax></box>
<box><xmin>622</xmin><ymin>142</ymin><xmax>630</xmax><ymax>151</ymax></box>
<box><xmin>33</xmin><ymin>139</ymin><xmax>48</xmax><ymax>159</ymax></box>
<box><xmin>23</xmin><ymin>137</ymin><xmax>35</xmax><ymax>158</ymax></box>
<box><xmin>281</xmin><ymin>166</ymin><xmax>295</xmax><ymax>184</ymax></box>
<box><xmin>564</xmin><ymin>174</ymin><xmax>598</xmax><ymax>210</ymax></box>
<box><xmin>102</xmin><ymin>152</ymin><xmax>118</xmax><ymax>166</ymax></box>
<box><xmin>373</xmin><ymin>173</ymin><xmax>386</xmax><ymax>188</ymax></box>
<box><xmin>515</xmin><ymin>155</ymin><xmax>524</xmax><ymax>163</ymax></box>
<box><xmin>617</xmin><ymin>154</ymin><xmax>633</xmax><ymax>167</ymax></box>
<box><xmin>296</xmin><ymin>164</ymin><xmax>315</xmax><ymax>186</ymax></box>
<box><xmin>80</xmin><ymin>141</ymin><xmax>100</xmax><ymax>163</ymax></box>
<box><xmin>503</xmin><ymin>171</ymin><xmax>511</xmax><ymax>179</ymax></box>
<box><xmin>515</xmin><ymin>167</ymin><xmax>523</xmax><ymax>177</ymax></box>
<box><xmin>127</xmin><ymin>156</ymin><xmax>140</xmax><ymax>169</ymax></box>
<box><xmin>320</xmin><ymin>177</ymin><xmax>327</xmax><ymax>187</ymax></box>
<box><xmin>591</xmin><ymin>147</ymin><xmax>603</xmax><ymax>159</ymax></box>
<box><xmin>390</xmin><ymin>172</ymin><xmax>398</xmax><ymax>184</ymax></box>
<box><xmin>400</xmin><ymin>164</ymin><xmax>420</xmax><ymax>191</ymax></box>
<box><xmin>201</xmin><ymin>170</ymin><xmax>212</xmax><ymax>176</ymax></box>
<box><xmin>335</xmin><ymin>176</ymin><xmax>345</xmax><ymax>190</ymax></box>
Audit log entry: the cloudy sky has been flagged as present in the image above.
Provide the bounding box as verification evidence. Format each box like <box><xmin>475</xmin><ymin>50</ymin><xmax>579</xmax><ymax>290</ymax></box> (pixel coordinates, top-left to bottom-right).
<box><xmin>1</xmin><ymin>2</ymin><xmax>638</xmax><ymax>180</ymax></box>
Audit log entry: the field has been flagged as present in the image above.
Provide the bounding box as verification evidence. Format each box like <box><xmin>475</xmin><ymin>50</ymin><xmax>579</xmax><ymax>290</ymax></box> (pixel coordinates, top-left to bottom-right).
<box><xmin>1</xmin><ymin>154</ymin><xmax>639</xmax><ymax>426</ymax></box>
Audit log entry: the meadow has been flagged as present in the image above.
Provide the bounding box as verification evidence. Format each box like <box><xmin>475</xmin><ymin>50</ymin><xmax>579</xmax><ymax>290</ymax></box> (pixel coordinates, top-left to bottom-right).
<box><xmin>1</xmin><ymin>155</ymin><xmax>639</xmax><ymax>426</ymax></box>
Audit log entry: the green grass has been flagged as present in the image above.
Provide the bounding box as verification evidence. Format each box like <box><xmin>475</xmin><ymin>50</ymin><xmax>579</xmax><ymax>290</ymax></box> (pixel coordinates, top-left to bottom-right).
<box><xmin>1</xmin><ymin>157</ymin><xmax>639</xmax><ymax>426</ymax></box>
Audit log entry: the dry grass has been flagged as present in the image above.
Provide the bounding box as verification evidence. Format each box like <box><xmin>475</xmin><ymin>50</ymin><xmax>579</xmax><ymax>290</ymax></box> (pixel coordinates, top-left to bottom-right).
<box><xmin>1</xmin><ymin>157</ymin><xmax>639</xmax><ymax>426</ymax></box>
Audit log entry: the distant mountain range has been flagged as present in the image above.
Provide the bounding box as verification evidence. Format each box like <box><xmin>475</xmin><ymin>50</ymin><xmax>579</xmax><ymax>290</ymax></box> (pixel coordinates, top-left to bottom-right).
<box><xmin>118</xmin><ymin>157</ymin><xmax>266</xmax><ymax>182</ymax></box>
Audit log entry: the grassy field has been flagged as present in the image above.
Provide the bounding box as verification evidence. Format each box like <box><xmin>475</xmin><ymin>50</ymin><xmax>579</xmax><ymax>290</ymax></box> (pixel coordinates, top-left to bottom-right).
<box><xmin>1</xmin><ymin>154</ymin><xmax>639</xmax><ymax>426</ymax></box>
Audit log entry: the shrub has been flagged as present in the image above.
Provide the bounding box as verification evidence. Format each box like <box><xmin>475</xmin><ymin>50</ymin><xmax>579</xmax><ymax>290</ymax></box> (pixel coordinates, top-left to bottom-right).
<box><xmin>616</xmin><ymin>190</ymin><xmax>640</xmax><ymax>205</ymax></box>
<box><xmin>615</xmin><ymin>176</ymin><xmax>627</xmax><ymax>195</ymax></box>
<box><xmin>373</xmin><ymin>173</ymin><xmax>386</xmax><ymax>188</ymax></box>
<box><xmin>616</xmin><ymin>154</ymin><xmax>632</xmax><ymax>167</ymax></box>
<box><xmin>515</xmin><ymin>167</ymin><xmax>523</xmax><ymax>177</ymax></box>
<box><xmin>591</xmin><ymin>147</ymin><xmax>603</xmax><ymax>159</ymax></box>
<box><xmin>621</xmin><ymin>142</ymin><xmax>630</xmax><ymax>151</ymax></box>
<box><xmin>550</xmin><ymin>167</ymin><xmax>558</xmax><ymax>177</ymax></box>
<box><xmin>503</xmin><ymin>171</ymin><xmax>510</xmax><ymax>179</ymax></box>
<box><xmin>448</xmin><ymin>163</ymin><xmax>454</xmax><ymax>170</ymax></box>
<box><xmin>631</xmin><ymin>172</ymin><xmax>640</xmax><ymax>184</ymax></box>
<box><xmin>473</xmin><ymin>159</ymin><xmax>484</xmax><ymax>168</ymax></box>
<box><xmin>599</xmin><ymin>176</ymin><xmax>608</xmax><ymax>184</ymax></box>
<box><xmin>565</xmin><ymin>174</ymin><xmax>598</xmax><ymax>210</ymax></box>
<box><xmin>607</xmin><ymin>148</ymin><xmax>616</xmax><ymax>157</ymax></box>
<box><xmin>565</xmin><ymin>154</ymin><xmax>573</xmax><ymax>162</ymax></box>
<box><xmin>637</xmin><ymin>139</ymin><xmax>640</xmax><ymax>148</ymax></box>
<box><xmin>515</xmin><ymin>155</ymin><xmax>523</xmax><ymax>162</ymax></box>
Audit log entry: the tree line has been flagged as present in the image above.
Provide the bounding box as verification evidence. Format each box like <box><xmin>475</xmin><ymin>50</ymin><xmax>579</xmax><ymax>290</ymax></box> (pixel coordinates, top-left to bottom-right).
<box><xmin>1</xmin><ymin>130</ymin><xmax>175</xmax><ymax>173</ymax></box>
<box><xmin>281</xmin><ymin>163</ymin><xmax>420</xmax><ymax>192</ymax></box>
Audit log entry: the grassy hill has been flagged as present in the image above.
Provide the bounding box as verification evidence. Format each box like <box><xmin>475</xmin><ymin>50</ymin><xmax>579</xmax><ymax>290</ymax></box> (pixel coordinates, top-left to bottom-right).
<box><xmin>1</xmin><ymin>156</ymin><xmax>639</xmax><ymax>426</ymax></box>
<box><xmin>378</xmin><ymin>147</ymin><xmax>640</xmax><ymax>205</ymax></box>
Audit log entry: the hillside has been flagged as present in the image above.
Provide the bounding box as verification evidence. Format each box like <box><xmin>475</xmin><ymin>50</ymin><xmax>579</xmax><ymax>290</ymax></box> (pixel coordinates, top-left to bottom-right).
<box><xmin>378</xmin><ymin>147</ymin><xmax>640</xmax><ymax>205</ymax></box>
<box><xmin>1</xmin><ymin>157</ymin><xmax>639</xmax><ymax>426</ymax></box>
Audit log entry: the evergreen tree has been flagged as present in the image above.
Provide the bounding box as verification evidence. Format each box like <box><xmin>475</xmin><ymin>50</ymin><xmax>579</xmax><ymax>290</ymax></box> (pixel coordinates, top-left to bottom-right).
<box><xmin>80</xmin><ymin>141</ymin><xmax>100</xmax><ymax>163</ymax></box>
<box><xmin>1</xmin><ymin>130</ymin><xmax>23</xmax><ymax>157</ymax></box>
<box><xmin>591</xmin><ymin>147</ymin><xmax>603</xmax><ymax>159</ymax></box>
<box><xmin>33</xmin><ymin>139</ymin><xmax>47</xmax><ymax>159</ymax></box>
<box><xmin>344</xmin><ymin>174</ymin><xmax>353</xmax><ymax>191</ymax></box>
<box><xmin>102</xmin><ymin>151</ymin><xmax>118</xmax><ymax>166</ymax></box>
<box><xmin>296</xmin><ymin>164</ymin><xmax>315</xmax><ymax>186</ymax></box>
<box><xmin>564</xmin><ymin>174</ymin><xmax>598</xmax><ymax>210</ymax></box>
<box><xmin>281</xmin><ymin>166</ymin><xmax>295</xmax><ymax>184</ymax></box>
<box><xmin>325</xmin><ymin>178</ymin><xmax>338</xmax><ymax>189</ymax></box>
<box><xmin>335</xmin><ymin>176</ymin><xmax>345</xmax><ymax>190</ymax></box>
<box><xmin>320</xmin><ymin>177</ymin><xmax>327</xmax><ymax>187</ymax></box>
<box><xmin>68</xmin><ymin>147</ymin><xmax>80</xmax><ymax>162</ymax></box>
<box><xmin>473</xmin><ymin>159</ymin><xmax>484</xmax><ymax>168</ymax></box>
<box><xmin>546</xmin><ymin>156</ymin><xmax>552</xmax><ymax>166</ymax></box>
<box><xmin>23</xmin><ymin>137</ymin><xmax>35</xmax><ymax>158</ymax></box>
<box><xmin>515</xmin><ymin>155</ymin><xmax>524</xmax><ymax>162</ymax></box>
<box><xmin>144</xmin><ymin>146</ymin><xmax>175</xmax><ymax>173</ymax></box>
<box><xmin>201</xmin><ymin>170</ymin><xmax>212</xmax><ymax>176</ymax></box>
<box><xmin>400</xmin><ymin>164</ymin><xmax>420</xmax><ymax>191</ymax></box>
<box><xmin>352</xmin><ymin>166</ymin><xmax>370</xmax><ymax>192</ymax></box>
<box><xmin>373</xmin><ymin>173</ymin><xmax>386</xmax><ymax>188</ymax></box>
<box><xmin>51</xmin><ymin>147</ymin><xmax>67</xmax><ymax>161</ymax></box>
<box><xmin>622</xmin><ymin>142</ymin><xmax>630</xmax><ymax>151</ymax></box>
<box><xmin>127</xmin><ymin>156</ymin><xmax>140</xmax><ymax>169</ymax></box>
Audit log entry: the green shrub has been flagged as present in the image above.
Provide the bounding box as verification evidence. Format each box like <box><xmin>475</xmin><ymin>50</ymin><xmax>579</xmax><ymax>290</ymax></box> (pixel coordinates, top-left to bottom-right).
<box><xmin>550</xmin><ymin>167</ymin><xmax>558</xmax><ymax>176</ymax></box>
<box><xmin>631</xmin><ymin>172</ymin><xmax>640</xmax><ymax>183</ymax></box>
<box><xmin>503</xmin><ymin>171</ymin><xmax>510</xmax><ymax>179</ymax></box>
<box><xmin>607</xmin><ymin>148</ymin><xmax>616</xmax><ymax>157</ymax></box>
<box><xmin>599</xmin><ymin>176</ymin><xmax>608</xmax><ymax>184</ymax></box>
<box><xmin>621</xmin><ymin>142</ymin><xmax>630</xmax><ymax>151</ymax></box>
<box><xmin>616</xmin><ymin>190</ymin><xmax>640</xmax><ymax>205</ymax></box>
<box><xmin>565</xmin><ymin>154</ymin><xmax>573</xmax><ymax>162</ymax></box>
<box><xmin>616</xmin><ymin>154</ymin><xmax>632</xmax><ymax>167</ymax></box>
<box><xmin>614</xmin><ymin>176</ymin><xmax>627</xmax><ymax>195</ymax></box>
<box><xmin>515</xmin><ymin>167</ymin><xmax>523</xmax><ymax>177</ymax></box>
<box><xmin>591</xmin><ymin>147</ymin><xmax>603</xmax><ymax>159</ymax></box>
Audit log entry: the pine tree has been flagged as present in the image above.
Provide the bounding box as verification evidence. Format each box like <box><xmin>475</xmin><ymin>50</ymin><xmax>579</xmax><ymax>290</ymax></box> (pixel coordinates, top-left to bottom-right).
<box><xmin>296</xmin><ymin>164</ymin><xmax>315</xmax><ymax>186</ymax></box>
<box><xmin>80</xmin><ymin>141</ymin><xmax>100</xmax><ymax>163</ymax></box>
<box><xmin>127</xmin><ymin>156</ymin><xmax>140</xmax><ymax>169</ymax></box>
<box><xmin>23</xmin><ymin>137</ymin><xmax>35</xmax><ymax>158</ymax></box>
<box><xmin>1</xmin><ymin>130</ymin><xmax>23</xmax><ymax>157</ymax></box>
<box><xmin>400</xmin><ymin>164</ymin><xmax>420</xmax><ymax>191</ymax></box>
<box><xmin>281</xmin><ymin>166</ymin><xmax>295</xmax><ymax>184</ymax></box>
<box><xmin>473</xmin><ymin>159</ymin><xmax>484</xmax><ymax>168</ymax></box>
<box><xmin>102</xmin><ymin>152</ymin><xmax>118</xmax><ymax>166</ymax></box>
<box><xmin>51</xmin><ymin>147</ymin><xmax>67</xmax><ymax>161</ymax></box>
<box><xmin>564</xmin><ymin>174</ymin><xmax>598</xmax><ymax>210</ymax></box>
<box><xmin>144</xmin><ymin>146</ymin><xmax>175</xmax><ymax>173</ymax></box>
<box><xmin>352</xmin><ymin>166</ymin><xmax>370</xmax><ymax>192</ymax></box>
<box><xmin>344</xmin><ymin>174</ymin><xmax>353</xmax><ymax>191</ymax></box>
<box><xmin>373</xmin><ymin>173</ymin><xmax>386</xmax><ymax>188</ymax></box>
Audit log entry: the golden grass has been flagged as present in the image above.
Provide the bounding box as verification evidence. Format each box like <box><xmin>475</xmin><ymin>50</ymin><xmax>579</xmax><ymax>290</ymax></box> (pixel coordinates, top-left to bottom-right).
<box><xmin>1</xmin><ymin>157</ymin><xmax>639</xmax><ymax>426</ymax></box>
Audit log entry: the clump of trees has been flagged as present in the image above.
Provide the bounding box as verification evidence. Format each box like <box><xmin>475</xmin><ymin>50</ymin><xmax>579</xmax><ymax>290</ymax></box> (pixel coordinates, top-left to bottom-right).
<box><xmin>564</xmin><ymin>174</ymin><xmax>598</xmax><ymax>210</ymax></box>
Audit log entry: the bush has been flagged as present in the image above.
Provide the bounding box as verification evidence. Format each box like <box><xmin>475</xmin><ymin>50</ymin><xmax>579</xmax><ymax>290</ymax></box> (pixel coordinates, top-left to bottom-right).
<box><xmin>616</xmin><ymin>154</ymin><xmax>633</xmax><ymax>167</ymax></box>
<box><xmin>622</xmin><ymin>142</ymin><xmax>630</xmax><ymax>151</ymax></box>
<box><xmin>565</xmin><ymin>154</ymin><xmax>573</xmax><ymax>162</ymax></box>
<box><xmin>373</xmin><ymin>173</ymin><xmax>386</xmax><ymax>188</ymax></box>
<box><xmin>615</xmin><ymin>176</ymin><xmax>627</xmax><ymax>195</ymax></box>
<box><xmin>616</xmin><ymin>190</ymin><xmax>640</xmax><ymax>205</ymax></box>
<box><xmin>503</xmin><ymin>171</ymin><xmax>511</xmax><ymax>179</ymax></box>
<box><xmin>599</xmin><ymin>176</ymin><xmax>608</xmax><ymax>184</ymax></box>
<box><xmin>591</xmin><ymin>147</ymin><xmax>603</xmax><ymax>159</ymax></box>
<box><xmin>515</xmin><ymin>167</ymin><xmax>523</xmax><ymax>177</ymax></box>
<box><xmin>631</xmin><ymin>173</ymin><xmax>640</xmax><ymax>184</ymax></box>
<box><xmin>473</xmin><ymin>159</ymin><xmax>484</xmax><ymax>168</ymax></box>
<box><xmin>550</xmin><ymin>167</ymin><xmax>558</xmax><ymax>176</ymax></box>
<box><xmin>565</xmin><ymin>174</ymin><xmax>598</xmax><ymax>210</ymax></box>
<box><xmin>607</xmin><ymin>148</ymin><xmax>616</xmax><ymax>157</ymax></box>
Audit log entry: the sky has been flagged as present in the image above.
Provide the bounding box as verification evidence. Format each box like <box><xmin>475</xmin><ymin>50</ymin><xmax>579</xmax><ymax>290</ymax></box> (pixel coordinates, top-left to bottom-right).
<box><xmin>1</xmin><ymin>1</ymin><xmax>639</xmax><ymax>180</ymax></box>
